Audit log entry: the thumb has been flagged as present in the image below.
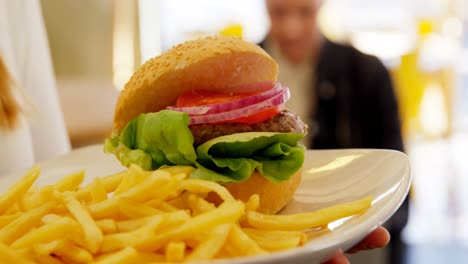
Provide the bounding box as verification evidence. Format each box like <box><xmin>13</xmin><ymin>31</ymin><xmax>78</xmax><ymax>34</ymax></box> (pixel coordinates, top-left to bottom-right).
<box><xmin>321</xmin><ymin>249</ymin><xmax>350</xmax><ymax>264</ymax></box>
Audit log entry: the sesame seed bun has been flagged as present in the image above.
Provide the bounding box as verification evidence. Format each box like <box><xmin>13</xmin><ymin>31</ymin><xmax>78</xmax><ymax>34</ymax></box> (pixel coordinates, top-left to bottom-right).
<box><xmin>114</xmin><ymin>36</ymin><xmax>278</xmax><ymax>131</ymax></box>
<box><xmin>224</xmin><ymin>169</ymin><xmax>302</xmax><ymax>214</ymax></box>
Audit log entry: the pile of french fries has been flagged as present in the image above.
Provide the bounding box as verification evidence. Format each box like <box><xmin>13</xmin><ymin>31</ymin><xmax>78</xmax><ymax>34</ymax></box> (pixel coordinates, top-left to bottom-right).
<box><xmin>0</xmin><ymin>164</ymin><xmax>372</xmax><ymax>263</ymax></box>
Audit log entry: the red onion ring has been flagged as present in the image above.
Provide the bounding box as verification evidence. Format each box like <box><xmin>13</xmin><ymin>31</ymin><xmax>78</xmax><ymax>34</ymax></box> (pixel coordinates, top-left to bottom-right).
<box><xmin>188</xmin><ymin>87</ymin><xmax>290</xmax><ymax>124</ymax></box>
<box><xmin>167</xmin><ymin>82</ymin><xmax>283</xmax><ymax>116</ymax></box>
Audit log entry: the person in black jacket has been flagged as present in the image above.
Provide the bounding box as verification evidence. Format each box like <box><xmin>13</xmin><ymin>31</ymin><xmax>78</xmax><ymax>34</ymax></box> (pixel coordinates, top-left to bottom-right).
<box><xmin>262</xmin><ymin>0</ymin><xmax>408</xmax><ymax>263</ymax></box>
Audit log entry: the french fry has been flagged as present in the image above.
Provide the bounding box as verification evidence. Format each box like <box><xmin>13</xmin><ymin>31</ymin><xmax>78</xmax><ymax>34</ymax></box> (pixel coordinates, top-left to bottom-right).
<box><xmin>146</xmin><ymin>198</ymin><xmax>179</xmax><ymax>212</ymax></box>
<box><xmin>224</xmin><ymin>224</ymin><xmax>267</xmax><ymax>257</ymax></box>
<box><xmin>245</xmin><ymin>194</ymin><xmax>260</xmax><ymax>212</ymax></box>
<box><xmin>54</xmin><ymin>170</ymin><xmax>85</xmax><ymax>192</ymax></box>
<box><xmin>240</xmin><ymin>194</ymin><xmax>260</xmax><ymax>227</ymax></box>
<box><xmin>242</xmin><ymin>228</ymin><xmax>306</xmax><ymax>251</ymax></box>
<box><xmin>159</xmin><ymin>165</ymin><xmax>195</xmax><ymax>177</ymax></box>
<box><xmin>0</xmin><ymin>242</ymin><xmax>35</xmax><ymax>264</ymax></box>
<box><xmin>94</xmin><ymin>247</ymin><xmax>139</xmax><ymax>264</ymax></box>
<box><xmin>112</xmin><ymin>172</ymin><xmax>132</xmax><ymax>195</ymax></box>
<box><xmin>186</xmin><ymin>224</ymin><xmax>231</xmax><ymax>261</ymax></box>
<box><xmin>41</xmin><ymin>213</ymin><xmax>65</xmax><ymax>224</ymax></box>
<box><xmin>185</xmin><ymin>193</ymin><xmax>216</xmax><ymax>215</ymax></box>
<box><xmin>0</xmin><ymin>202</ymin><xmax>54</xmax><ymax>244</ymax></box>
<box><xmin>116</xmin><ymin>217</ymin><xmax>149</xmax><ymax>232</ymax></box>
<box><xmin>118</xmin><ymin>198</ymin><xmax>164</xmax><ymax>218</ymax></box>
<box><xmin>306</xmin><ymin>227</ymin><xmax>331</xmax><ymax>240</ymax></box>
<box><xmin>166</xmin><ymin>194</ymin><xmax>189</xmax><ymax>209</ymax></box>
<box><xmin>215</xmin><ymin>247</ymin><xmax>233</xmax><ymax>259</ymax></box>
<box><xmin>184</xmin><ymin>235</ymin><xmax>201</xmax><ymax>249</ymax></box>
<box><xmin>50</xmin><ymin>239</ymin><xmax>93</xmax><ymax>264</ymax></box>
<box><xmin>18</xmin><ymin>187</ymin><xmax>38</xmax><ymax>211</ymax></box>
<box><xmin>179</xmin><ymin>179</ymin><xmax>235</xmax><ymax>202</ymax></box>
<box><xmin>89</xmin><ymin>170</ymin><xmax>172</xmax><ymax>219</ymax></box>
<box><xmin>4</xmin><ymin>202</ymin><xmax>21</xmax><ymax>214</ymax></box>
<box><xmin>87</xmin><ymin>197</ymin><xmax>120</xmax><ymax>219</ymax></box>
<box><xmin>40</xmin><ymin>214</ymin><xmax>87</xmax><ymax>248</ymax></box>
<box><xmin>33</xmin><ymin>239</ymin><xmax>64</xmax><ymax>256</ymax></box>
<box><xmin>61</xmin><ymin>191</ymin><xmax>103</xmax><ymax>253</ymax></box>
<box><xmin>160</xmin><ymin>209</ymin><xmax>192</xmax><ymax>229</ymax></box>
<box><xmin>115</xmin><ymin>210</ymin><xmax>190</xmax><ymax>233</ymax></box>
<box><xmin>173</xmin><ymin>172</ymin><xmax>190</xmax><ymax>181</ymax></box>
<box><xmin>247</xmin><ymin>196</ymin><xmax>373</xmax><ymax>231</ymax></box>
<box><xmin>15</xmin><ymin>247</ymin><xmax>35</xmax><ymax>260</ymax></box>
<box><xmin>74</xmin><ymin>190</ymin><xmax>93</xmax><ymax>204</ymax></box>
<box><xmin>89</xmin><ymin>178</ymin><xmax>108</xmax><ymax>203</ymax></box>
<box><xmin>114</xmin><ymin>165</ymin><xmax>146</xmax><ymax>195</ymax></box>
<box><xmin>0</xmin><ymin>165</ymin><xmax>40</xmax><ymax>214</ymax></box>
<box><xmin>100</xmin><ymin>216</ymin><xmax>165</xmax><ymax>253</ymax></box>
<box><xmin>135</xmin><ymin>252</ymin><xmax>166</xmax><ymax>262</ymax></box>
<box><xmin>75</xmin><ymin>171</ymin><xmax>124</xmax><ymax>201</ymax></box>
<box><xmin>20</xmin><ymin>186</ymin><xmax>57</xmax><ymax>211</ymax></box>
<box><xmin>100</xmin><ymin>171</ymin><xmax>126</xmax><ymax>192</ymax></box>
<box><xmin>136</xmin><ymin>200</ymin><xmax>244</xmax><ymax>251</ymax></box>
<box><xmin>11</xmin><ymin>217</ymin><xmax>76</xmax><ymax>249</ymax></box>
<box><xmin>96</xmin><ymin>219</ymin><xmax>117</xmax><ymax>234</ymax></box>
<box><xmin>165</xmin><ymin>241</ymin><xmax>186</xmax><ymax>262</ymax></box>
<box><xmin>34</xmin><ymin>254</ymin><xmax>64</xmax><ymax>264</ymax></box>
<box><xmin>51</xmin><ymin>204</ymin><xmax>69</xmax><ymax>215</ymax></box>
<box><xmin>143</xmin><ymin>175</ymin><xmax>178</xmax><ymax>202</ymax></box>
<box><xmin>0</xmin><ymin>213</ymin><xmax>20</xmax><ymax>228</ymax></box>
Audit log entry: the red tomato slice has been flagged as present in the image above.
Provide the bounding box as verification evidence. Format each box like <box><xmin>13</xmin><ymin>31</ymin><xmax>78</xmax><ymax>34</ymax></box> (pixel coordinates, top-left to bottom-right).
<box><xmin>217</xmin><ymin>105</ymin><xmax>282</xmax><ymax>124</ymax></box>
<box><xmin>176</xmin><ymin>81</ymin><xmax>276</xmax><ymax>107</ymax></box>
<box><xmin>176</xmin><ymin>90</ymin><xmax>247</xmax><ymax>107</ymax></box>
<box><xmin>175</xmin><ymin>85</ymin><xmax>281</xmax><ymax>124</ymax></box>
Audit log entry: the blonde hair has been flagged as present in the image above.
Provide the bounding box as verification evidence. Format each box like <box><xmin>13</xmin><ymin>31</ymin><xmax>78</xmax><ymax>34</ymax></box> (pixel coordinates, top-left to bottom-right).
<box><xmin>0</xmin><ymin>56</ymin><xmax>23</xmax><ymax>130</ymax></box>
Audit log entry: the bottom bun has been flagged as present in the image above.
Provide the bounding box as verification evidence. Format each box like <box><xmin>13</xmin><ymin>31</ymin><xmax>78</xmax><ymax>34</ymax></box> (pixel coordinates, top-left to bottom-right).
<box><xmin>219</xmin><ymin>169</ymin><xmax>302</xmax><ymax>214</ymax></box>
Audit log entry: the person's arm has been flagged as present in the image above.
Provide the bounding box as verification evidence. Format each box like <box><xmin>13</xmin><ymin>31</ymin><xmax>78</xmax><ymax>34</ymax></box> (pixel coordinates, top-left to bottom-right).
<box><xmin>21</xmin><ymin>0</ymin><xmax>71</xmax><ymax>161</ymax></box>
<box><xmin>323</xmin><ymin>226</ymin><xmax>390</xmax><ymax>264</ymax></box>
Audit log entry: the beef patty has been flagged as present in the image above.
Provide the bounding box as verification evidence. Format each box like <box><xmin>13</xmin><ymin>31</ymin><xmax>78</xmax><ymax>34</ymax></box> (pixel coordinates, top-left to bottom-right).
<box><xmin>189</xmin><ymin>110</ymin><xmax>307</xmax><ymax>146</ymax></box>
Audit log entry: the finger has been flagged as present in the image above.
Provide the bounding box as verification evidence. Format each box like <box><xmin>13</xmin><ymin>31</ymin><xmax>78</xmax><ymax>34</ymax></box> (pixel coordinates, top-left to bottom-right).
<box><xmin>322</xmin><ymin>249</ymin><xmax>350</xmax><ymax>264</ymax></box>
<box><xmin>347</xmin><ymin>227</ymin><xmax>390</xmax><ymax>254</ymax></box>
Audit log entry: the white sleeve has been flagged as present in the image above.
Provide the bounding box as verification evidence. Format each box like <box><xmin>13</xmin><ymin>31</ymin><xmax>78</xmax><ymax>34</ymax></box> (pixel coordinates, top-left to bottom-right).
<box><xmin>21</xmin><ymin>0</ymin><xmax>71</xmax><ymax>162</ymax></box>
<box><xmin>0</xmin><ymin>118</ymin><xmax>34</xmax><ymax>177</ymax></box>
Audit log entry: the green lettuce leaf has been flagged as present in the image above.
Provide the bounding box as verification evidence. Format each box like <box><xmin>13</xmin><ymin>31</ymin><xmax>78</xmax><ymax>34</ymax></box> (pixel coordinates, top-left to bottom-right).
<box><xmin>104</xmin><ymin>111</ymin><xmax>305</xmax><ymax>183</ymax></box>
<box><xmin>192</xmin><ymin>132</ymin><xmax>305</xmax><ymax>183</ymax></box>
<box><xmin>104</xmin><ymin>137</ymin><xmax>153</xmax><ymax>170</ymax></box>
<box><xmin>105</xmin><ymin>110</ymin><xmax>197</xmax><ymax>170</ymax></box>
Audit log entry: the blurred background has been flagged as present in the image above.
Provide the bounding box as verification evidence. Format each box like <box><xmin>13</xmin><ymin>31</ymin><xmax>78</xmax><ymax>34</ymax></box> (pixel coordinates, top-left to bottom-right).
<box><xmin>39</xmin><ymin>0</ymin><xmax>467</xmax><ymax>263</ymax></box>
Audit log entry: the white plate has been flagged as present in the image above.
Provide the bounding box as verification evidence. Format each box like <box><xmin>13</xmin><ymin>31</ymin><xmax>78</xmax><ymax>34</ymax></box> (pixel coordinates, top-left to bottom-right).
<box><xmin>1</xmin><ymin>146</ymin><xmax>411</xmax><ymax>264</ymax></box>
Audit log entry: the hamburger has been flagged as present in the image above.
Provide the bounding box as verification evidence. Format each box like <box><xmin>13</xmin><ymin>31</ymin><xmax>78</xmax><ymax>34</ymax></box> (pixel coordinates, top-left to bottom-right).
<box><xmin>105</xmin><ymin>36</ymin><xmax>307</xmax><ymax>214</ymax></box>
